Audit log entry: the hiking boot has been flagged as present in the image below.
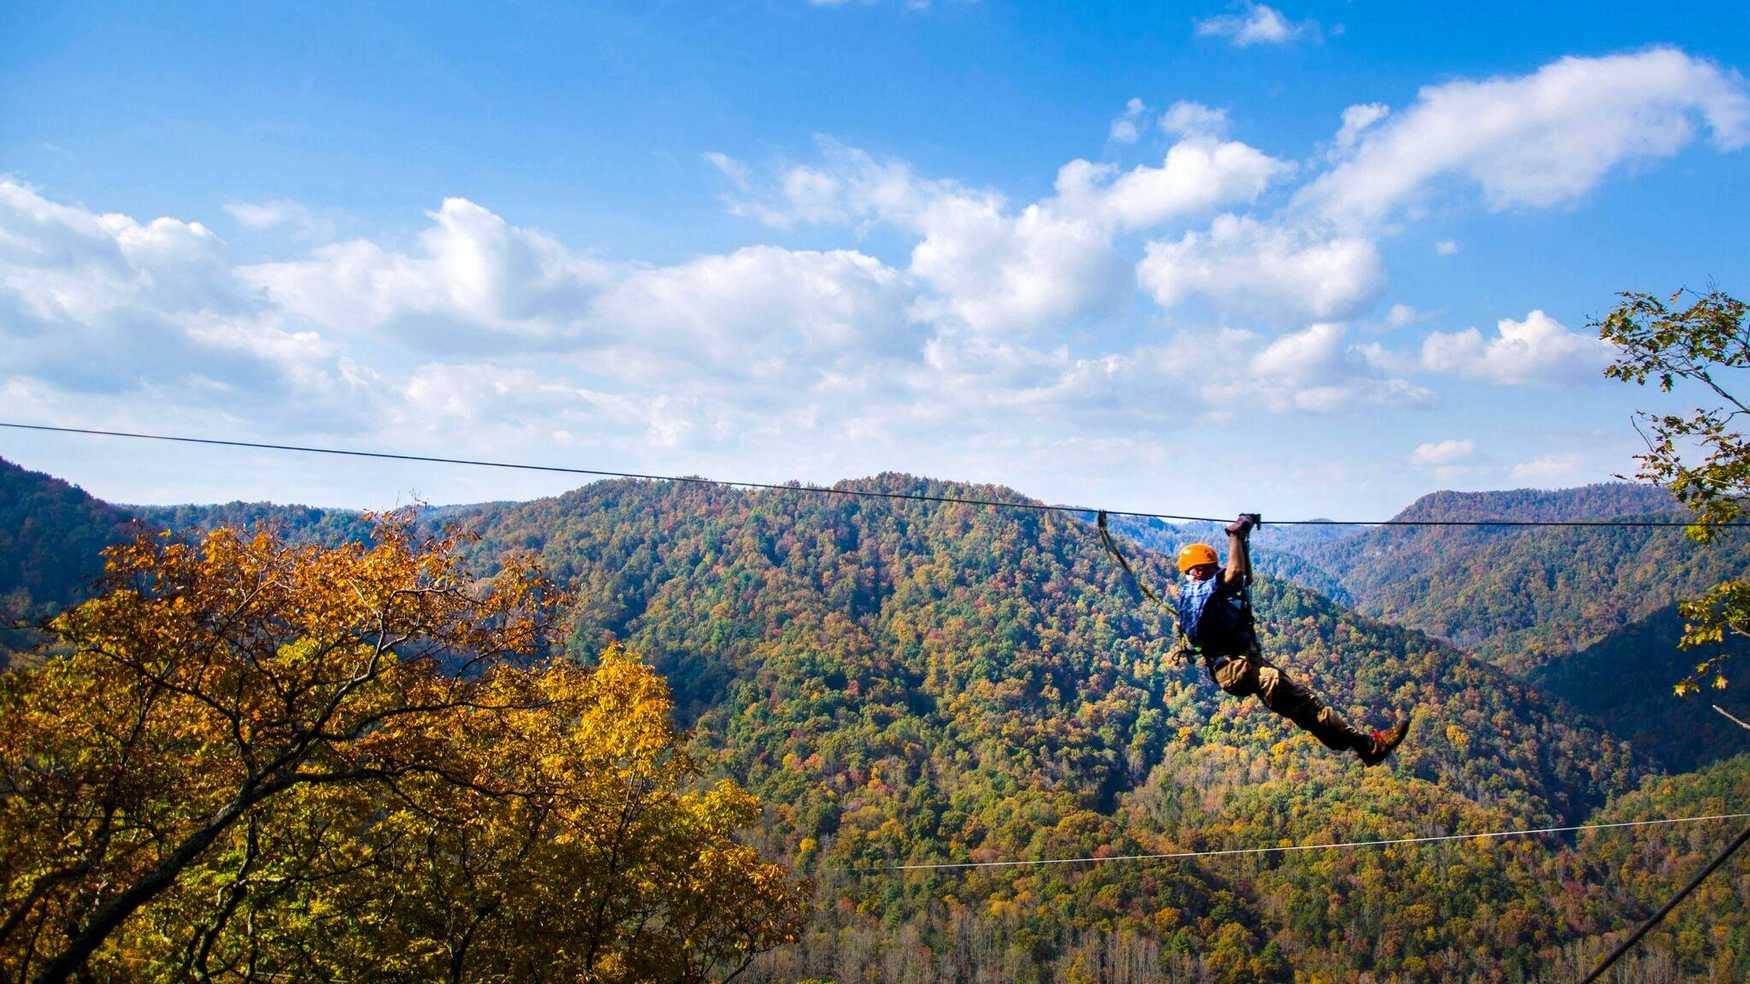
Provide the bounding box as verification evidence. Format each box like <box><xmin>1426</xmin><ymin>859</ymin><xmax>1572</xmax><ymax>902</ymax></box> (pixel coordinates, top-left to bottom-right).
<box><xmin>1356</xmin><ymin>713</ymin><xmax>1413</xmax><ymax>766</ymax></box>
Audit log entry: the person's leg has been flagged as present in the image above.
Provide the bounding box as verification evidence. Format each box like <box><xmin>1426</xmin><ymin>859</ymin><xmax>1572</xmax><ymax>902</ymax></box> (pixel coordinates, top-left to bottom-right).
<box><xmin>1249</xmin><ymin>657</ymin><xmax>1370</xmax><ymax>752</ymax></box>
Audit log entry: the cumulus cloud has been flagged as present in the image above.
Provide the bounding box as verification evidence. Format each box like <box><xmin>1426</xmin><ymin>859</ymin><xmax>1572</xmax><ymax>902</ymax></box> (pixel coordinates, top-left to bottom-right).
<box><xmin>1194</xmin><ymin>2</ymin><xmax>1319</xmax><ymax>47</ymax></box>
<box><xmin>1053</xmin><ymin>139</ymin><xmax>1290</xmax><ymax>232</ymax></box>
<box><xmin>1137</xmin><ymin>214</ymin><xmax>1383</xmax><ymax>323</ymax></box>
<box><xmin>1241</xmin><ymin>321</ymin><xmax>1432</xmax><ymax>412</ymax></box>
<box><xmin>591</xmin><ymin>245</ymin><xmax>916</xmax><ymax>375</ymax></box>
<box><xmin>1420</xmin><ymin>309</ymin><xmax>1614</xmax><ymax>385</ymax></box>
<box><xmin>1301</xmin><ymin>48</ymin><xmax>1750</xmax><ymax>223</ymax></box>
<box><xmin>1333</xmin><ymin>103</ymin><xmax>1389</xmax><ymax>151</ymax></box>
<box><xmin>1435</xmin><ymin>239</ymin><xmax>1459</xmax><ymax>256</ymax></box>
<box><xmin>224</xmin><ymin>198</ymin><xmax>337</xmax><ymax>241</ymax></box>
<box><xmin>0</xmin><ymin>179</ymin><xmax>367</xmax><ymax>417</ymax></box>
<box><xmin>1410</xmin><ymin>438</ymin><xmax>1475</xmax><ymax>465</ymax></box>
<box><xmin>718</xmin><ymin>137</ymin><xmax>1289</xmax><ymax>332</ymax></box>
<box><xmin>1109</xmin><ymin>97</ymin><xmax>1147</xmax><ymax>144</ymax></box>
<box><xmin>1159</xmin><ymin>101</ymin><xmax>1230</xmax><ymax>138</ymax></box>
<box><xmin>242</xmin><ymin>198</ymin><xmax>617</xmax><ymax>343</ymax></box>
<box><xmin>1511</xmin><ymin>453</ymin><xmax>1583</xmax><ymax>484</ymax></box>
<box><xmin>1385</xmin><ymin>303</ymin><xmax>1420</xmax><ymax>329</ymax></box>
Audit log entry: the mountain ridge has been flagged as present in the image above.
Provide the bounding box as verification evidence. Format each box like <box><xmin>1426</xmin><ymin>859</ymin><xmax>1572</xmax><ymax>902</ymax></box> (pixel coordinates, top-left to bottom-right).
<box><xmin>3</xmin><ymin>457</ymin><xmax>1744</xmax><ymax>979</ymax></box>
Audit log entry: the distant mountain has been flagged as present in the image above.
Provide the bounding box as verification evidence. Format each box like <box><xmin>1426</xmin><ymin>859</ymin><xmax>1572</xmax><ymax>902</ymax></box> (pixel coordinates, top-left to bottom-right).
<box><xmin>130</xmin><ymin>500</ymin><xmax>376</xmax><ymax>545</ymax></box>
<box><xmin>0</xmin><ymin>457</ymin><xmax>136</xmax><ymax>612</ymax></box>
<box><xmin>1532</xmin><ymin>603</ymin><xmax>1750</xmax><ymax>773</ymax></box>
<box><xmin>1293</xmin><ymin>484</ymin><xmax>1749</xmax><ymax>672</ymax></box>
<box><xmin>0</xmin><ymin>458</ymin><xmax>141</xmax><ymax>664</ymax></box>
<box><xmin>1390</xmin><ymin>484</ymin><xmax>1678</xmax><ymax>523</ymax></box>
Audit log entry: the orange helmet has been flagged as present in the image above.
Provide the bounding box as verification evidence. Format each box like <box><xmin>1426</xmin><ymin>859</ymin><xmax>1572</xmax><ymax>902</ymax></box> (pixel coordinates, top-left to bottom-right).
<box><xmin>1177</xmin><ymin>543</ymin><xmax>1218</xmax><ymax>573</ymax></box>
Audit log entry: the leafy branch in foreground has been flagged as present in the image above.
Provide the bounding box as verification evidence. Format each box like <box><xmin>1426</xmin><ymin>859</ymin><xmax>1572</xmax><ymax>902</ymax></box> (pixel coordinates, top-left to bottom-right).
<box><xmin>1599</xmin><ymin>287</ymin><xmax>1750</xmax><ymax>695</ymax></box>
<box><xmin>0</xmin><ymin>516</ymin><xmax>801</xmax><ymax>982</ymax></box>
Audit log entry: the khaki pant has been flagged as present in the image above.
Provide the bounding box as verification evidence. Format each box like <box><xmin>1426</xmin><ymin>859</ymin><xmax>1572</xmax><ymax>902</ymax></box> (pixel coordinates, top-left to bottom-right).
<box><xmin>1205</xmin><ymin>648</ymin><xmax>1367</xmax><ymax>751</ymax></box>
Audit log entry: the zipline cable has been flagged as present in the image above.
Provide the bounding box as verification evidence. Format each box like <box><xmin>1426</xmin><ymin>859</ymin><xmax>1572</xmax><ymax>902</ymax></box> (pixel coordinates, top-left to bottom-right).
<box><xmin>3</xmin><ymin>422</ymin><xmax>1740</xmax><ymax>529</ymax></box>
<box><xmin>860</xmin><ymin>811</ymin><xmax>1750</xmax><ymax>872</ymax></box>
<box><xmin>1580</xmin><ymin>818</ymin><xmax>1750</xmax><ymax>983</ymax></box>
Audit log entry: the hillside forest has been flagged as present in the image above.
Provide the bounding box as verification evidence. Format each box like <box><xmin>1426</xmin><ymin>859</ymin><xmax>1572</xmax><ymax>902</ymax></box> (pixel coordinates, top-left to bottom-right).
<box><xmin>2</xmin><ymin>456</ymin><xmax>1749</xmax><ymax>982</ymax></box>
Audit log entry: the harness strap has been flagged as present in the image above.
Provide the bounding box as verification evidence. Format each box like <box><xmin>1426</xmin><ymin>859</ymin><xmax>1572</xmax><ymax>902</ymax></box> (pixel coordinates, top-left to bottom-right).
<box><xmin>1096</xmin><ymin>510</ymin><xmax>1170</xmax><ymax>611</ymax></box>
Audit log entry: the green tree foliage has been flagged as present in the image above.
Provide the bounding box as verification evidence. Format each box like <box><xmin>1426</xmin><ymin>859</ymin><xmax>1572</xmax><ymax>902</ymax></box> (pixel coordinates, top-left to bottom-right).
<box><xmin>450</xmin><ymin>474</ymin><xmax>1660</xmax><ymax>982</ymax></box>
<box><xmin>1560</xmin><ymin>753</ymin><xmax>1750</xmax><ymax>983</ymax></box>
<box><xmin>1599</xmin><ymin>287</ymin><xmax>1750</xmax><ymax>695</ymax></box>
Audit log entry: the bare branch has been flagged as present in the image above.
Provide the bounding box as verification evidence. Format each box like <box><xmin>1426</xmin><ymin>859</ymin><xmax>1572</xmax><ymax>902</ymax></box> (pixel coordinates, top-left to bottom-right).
<box><xmin>1713</xmin><ymin>703</ymin><xmax>1750</xmax><ymax>732</ymax></box>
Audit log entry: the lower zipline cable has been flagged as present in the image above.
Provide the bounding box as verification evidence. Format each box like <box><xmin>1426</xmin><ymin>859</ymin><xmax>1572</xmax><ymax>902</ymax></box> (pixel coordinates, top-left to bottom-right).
<box><xmin>860</xmin><ymin>810</ymin><xmax>1750</xmax><ymax>872</ymax></box>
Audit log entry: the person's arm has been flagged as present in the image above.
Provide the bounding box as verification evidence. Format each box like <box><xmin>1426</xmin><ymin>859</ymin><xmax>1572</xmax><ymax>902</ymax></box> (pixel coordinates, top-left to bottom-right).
<box><xmin>1221</xmin><ymin>515</ymin><xmax>1254</xmax><ymax>588</ymax></box>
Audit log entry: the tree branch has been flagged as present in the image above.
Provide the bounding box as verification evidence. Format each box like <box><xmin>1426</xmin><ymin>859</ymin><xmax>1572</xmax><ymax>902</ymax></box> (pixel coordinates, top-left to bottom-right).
<box><xmin>1713</xmin><ymin>703</ymin><xmax>1750</xmax><ymax>732</ymax></box>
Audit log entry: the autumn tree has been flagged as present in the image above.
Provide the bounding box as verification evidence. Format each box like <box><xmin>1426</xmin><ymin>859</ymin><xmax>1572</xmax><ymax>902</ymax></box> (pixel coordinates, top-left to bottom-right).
<box><xmin>1599</xmin><ymin>287</ymin><xmax>1750</xmax><ymax>694</ymax></box>
<box><xmin>0</xmin><ymin>517</ymin><xmax>801</xmax><ymax>982</ymax></box>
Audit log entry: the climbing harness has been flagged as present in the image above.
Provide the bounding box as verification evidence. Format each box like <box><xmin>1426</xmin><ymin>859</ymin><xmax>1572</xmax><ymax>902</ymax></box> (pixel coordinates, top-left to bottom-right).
<box><xmin>1095</xmin><ymin>510</ymin><xmax>1168</xmax><ymax>607</ymax></box>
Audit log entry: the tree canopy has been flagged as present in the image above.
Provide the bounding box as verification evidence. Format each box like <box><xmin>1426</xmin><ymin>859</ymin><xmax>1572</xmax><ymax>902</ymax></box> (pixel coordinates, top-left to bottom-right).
<box><xmin>1599</xmin><ymin>287</ymin><xmax>1750</xmax><ymax>694</ymax></box>
<box><xmin>0</xmin><ymin>517</ymin><xmax>801</xmax><ymax>982</ymax></box>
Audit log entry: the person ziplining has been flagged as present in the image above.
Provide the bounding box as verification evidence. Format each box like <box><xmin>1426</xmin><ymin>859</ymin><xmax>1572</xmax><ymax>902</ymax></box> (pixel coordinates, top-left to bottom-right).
<box><xmin>1101</xmin><ymin>511</ymin><xmax>1412</xmax><ymax>766</ymax></box>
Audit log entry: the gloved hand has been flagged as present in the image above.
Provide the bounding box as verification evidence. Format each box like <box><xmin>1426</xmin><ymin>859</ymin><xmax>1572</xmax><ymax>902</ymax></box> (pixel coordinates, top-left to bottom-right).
<box><xmin>1225</xmin><ymin>513</ymin><xmax>1256</xmax><ymax>537</ymax></box>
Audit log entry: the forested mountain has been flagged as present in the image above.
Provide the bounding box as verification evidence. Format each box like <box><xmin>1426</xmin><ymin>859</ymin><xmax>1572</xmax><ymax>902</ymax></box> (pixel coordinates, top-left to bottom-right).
<box><xmin>1390</xmin><ymin>485</ymin><xmax>1679</xmax><ymax>523</ymax></box>
<box><xmin>1285</xmin><ymin>485</ymin><xmax>1750</xmax><ymax>673</ymax></box>
<box><xmin>128</xmin><ymin>499</ymin><xmax>502</xmax><ymax>543</ymax></box>
<box><xmin>446</xmin><ymin>475</ymin><xmax>1676</xmax><ymax>981</ymax></box>
<box><xmin>0</xmin><ymin>459</ymin><xmax>139</xmax><ymax>664</ymax></box>
<box><xmin>1533</xmin><ymin>603</ymin><xmax>1750</xmax><ymax>773</ymax></box>
<box><xmin>0</xmin><ymin>458</ymin><xmax>134</xmax><ymax>612</ymax></box>
<box><xmin>130</xmin><ymin>500</ymin><xmax>376</xmax><ymax>544</ymax></box>
<box><xmin>1557</xmin><ymin>752</ymin><xmax>1750</xmax><ymax>983</ymax></box>
<box><xmin>5</xmin><ymin>458</ymin><xmax>1748</xmax><ymax>980</ymax></box>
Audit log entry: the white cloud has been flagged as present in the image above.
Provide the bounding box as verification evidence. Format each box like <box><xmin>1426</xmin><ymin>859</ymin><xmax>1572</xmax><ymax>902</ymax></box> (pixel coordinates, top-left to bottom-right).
<box><xmin>1334</xmin><ymin>103</ymin><xmax>1389</xmax><ymax>150</ymax></box>
<box><xmin>1420</xmin><ymin>309</ymin><xmax>1614</xmax><ymax>385</ymax></box>
<box><xmin>242</xmin><ymin>198</ymin><xmax>616</xmax><ymax>341</ymax></box>
<box><xmin>0</xmin><ymin>179</ymin><xmax>366</xmax><ymax>416</ymax></box>
<box><xmin>906</xmin><ymin>194</ymin><xmax>1130</xmax><ymax>333</ymax></box>
<box><xmin>703</xmin><ymin>151</ymin><xmax>752</xmax><ymax>191</ymax></box>
<box><xmin>1137</xmin><ymin>213</ymin><xmax>1383</xmax><ymax>323</ymax></box>
<box><xmin>1410</xmin><ymin>438</ymin><xmax>1475</xmax><ymax>465</ymax></box>
<box><xmin>1194</xmin><ymin>2</ymin><xmax>1319</xmax><ymax>47</ymax></box>
<box><xmin>1159</xmin><ymin>101</ymin><xmax>1230</xmax><ymax>138</ymax></box>
<box><xmin>1301</xmin><ymin>48</ymin><xmax>1750</xmax><ymax>224</ymax></box>
<box><xmin>224</xmin><ymin>199</ymin><xmax>337</xmax><ymax>241</ymax></box>
<box><xmin>1510</xmin><ymin>453</ymin><xmax>1583</xmax><ymax>484</ymax></box>
<box><xmin>1386</xmin><ymin>303</ymin><xmax>1420</xmax><ymax>328</ymax></box>
<box><xmin>1109</xmin><ymin>97</ymin><xmax>1147</xmax><ymax>144</ymax></box>
<box><xmin>590</xmin><ymin>245</ymin><xmax>916</xmax><ymax>374</ymax></box>
<box><xmin>1241</xmin><ymin>322</ymin><xmax>1432</xmax><ymax>413</ymax></box>
<box><xmin>722</xmin><ymin>137</ymin><xmax>1288</xmax><ymax>333</ymax></box>
<box><xmin>1250</xmin><ymin>321</ymin><xmax>1345</xmax><ymax>381</ymax></box>
<box><xmin>1054</xmin><ymin>138</ymin><xmax>1289</xmax><ymax>232</ymax></box>
<box><xmin>1435</xmin><ymin>239</ymin><xmax>1459</xmax><ymax>256</ymax></box>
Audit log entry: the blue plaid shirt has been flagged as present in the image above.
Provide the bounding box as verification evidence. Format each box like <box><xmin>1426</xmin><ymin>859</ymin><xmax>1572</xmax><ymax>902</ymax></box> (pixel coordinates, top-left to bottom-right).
<box><xmin>1177</xmin><ymin>573</ymin><xmax>1251</xmax><ymax>655</ymax></box>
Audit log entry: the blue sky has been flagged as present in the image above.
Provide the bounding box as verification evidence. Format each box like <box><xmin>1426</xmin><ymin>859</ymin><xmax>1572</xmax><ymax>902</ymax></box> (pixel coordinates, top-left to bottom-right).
<box><xmin>2</xmin><ymin>1</ymin><xmax>1747</xmax><ymax>519</ymax></box>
